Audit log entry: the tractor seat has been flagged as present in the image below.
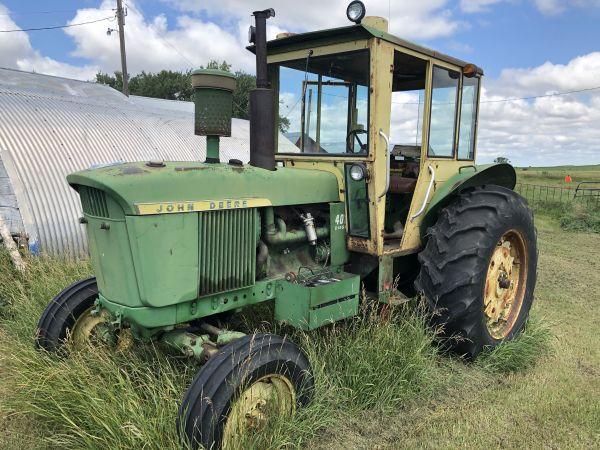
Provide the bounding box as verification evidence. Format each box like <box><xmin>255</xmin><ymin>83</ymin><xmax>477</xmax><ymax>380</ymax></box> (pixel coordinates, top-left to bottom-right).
<box><xmin>389</xmin><ymin>173</ymin><xmax>417</xmax><ymax>194</ymax></box>
<box><xmin>392</xmin><ymin>145</ymin><xmax>421</xmax><ymax>159</ymax></box>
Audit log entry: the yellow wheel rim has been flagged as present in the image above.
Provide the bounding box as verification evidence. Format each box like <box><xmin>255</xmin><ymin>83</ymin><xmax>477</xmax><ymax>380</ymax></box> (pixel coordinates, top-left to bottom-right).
<box><xmin>70</xmin><ymin>307</ymin><xmax>120</xmax><ymax>348</ymax></box>
<box><xmin>484</xmin><ymin>229</ymin><xmax>529</xmax><ymax>339</ymax></box>
<box><xmin>222</xmin><ymin>374</ymin><xmax>296</xmax><ymax>449</ymax></box>
<box><xmin>71</xmin><ymin>307</ymin><xmax>105</xmax><ymax>347</ymax></box>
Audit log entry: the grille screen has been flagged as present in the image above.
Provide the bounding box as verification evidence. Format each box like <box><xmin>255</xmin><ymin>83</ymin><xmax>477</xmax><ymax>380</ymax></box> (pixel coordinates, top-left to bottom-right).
<box><xmin>79</xmin><ymin>186</ymin><xmax>109</xmax><ymax>218</ymax></box>
<box><xmin>198</xmin><ymin>208</ymin><xmax>257</xmax><ymax>296</ymax></box>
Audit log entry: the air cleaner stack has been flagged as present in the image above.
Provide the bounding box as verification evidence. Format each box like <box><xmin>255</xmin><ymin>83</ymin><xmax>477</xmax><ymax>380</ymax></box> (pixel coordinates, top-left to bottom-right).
<box><xmin>191</xmin><ymin>68</ymin><xmax>236</xmax><ymax>163</ymax></box>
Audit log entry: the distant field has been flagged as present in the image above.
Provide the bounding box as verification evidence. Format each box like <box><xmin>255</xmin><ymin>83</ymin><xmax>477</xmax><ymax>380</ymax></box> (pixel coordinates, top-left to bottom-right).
<box><xmin>516</xmin><ymin>164</ymin><xmax>600</xmax><ymax>187</ymax></box>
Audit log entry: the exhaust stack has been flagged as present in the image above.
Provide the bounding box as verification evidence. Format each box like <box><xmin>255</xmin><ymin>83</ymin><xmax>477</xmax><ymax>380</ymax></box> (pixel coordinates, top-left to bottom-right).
<box><xmin>249</xmin><ymin>8</ymin><xmax>276</xmax><ymax>171</ymax></box>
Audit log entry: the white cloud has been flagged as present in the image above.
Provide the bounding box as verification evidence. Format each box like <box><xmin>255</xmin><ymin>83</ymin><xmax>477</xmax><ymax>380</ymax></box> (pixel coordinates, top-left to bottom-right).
<box><xmin>533</xmin><ymin>0</ymin><xmax>565</xmax><ymax>15</ymax></box>
<box><xmin>0</xmin><ymin>4</ymin><xmax>98</xmax><ymax>80</ymax></box>
<box><xmin>460</xmin><ymin>0</ymin><xmax>505</xmax><ymax>13</ymax></box>
<box><xmin>490</xmin><ymin>52</ymin><xmax>600</xmax><ymax>97</ymax></box>
<box><xmin>474</xmin><ymin>54</ymin><xmax>600</xmax><ymax>165</ymax></box>
<box><xmin>64</xmin><ymin>0</ymin><xmax>253</xmax><ymax>75</ymax></box>
<box><xmin>476</xmin><ymin>94</ymin><xmax>600</xmax><ymax>166</ymax></box>
<box><xmin>462</xmin><ymin>0</ymin><xmax>600</xmax><ymax>15</ymax></box>
<box><xmin>164</xmin><ymin>0</ymin><xmax>461</xmax><ymax>40</ymax></box>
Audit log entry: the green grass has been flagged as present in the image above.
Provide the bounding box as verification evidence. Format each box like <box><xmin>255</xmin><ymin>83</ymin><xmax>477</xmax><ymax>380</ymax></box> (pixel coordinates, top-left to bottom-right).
<box><xmin>528</xmin><ymin>201</ymin><xmax>600</xmax><ymax>233</ymax></box>
<box><xmin>516</xmin><ymin>164</ymin><xmax>600</xmax><ymax>187</ymax></box>
<box><xmin>0</xmin><ymin>252</ymin><xmax>445</xmax><ymax>449</ymax></box>
<box><xmin>310</xmin><ymin>226</ymin><xmax>600</xmax><ymax>449</ymax></box>
<box><xmin>516</xmin><ymin>165</ymin><xmax>600</xmax><ymax>234</ymax></box>
<box><xmin>3</xmin><ymin>190</ymin><xmax>599</xmax><ymax>449</ymax></box>
<box><xmin>475</xmin><ymin>317</ymin><xmax>552</xmax><ymax>374</ymax></box>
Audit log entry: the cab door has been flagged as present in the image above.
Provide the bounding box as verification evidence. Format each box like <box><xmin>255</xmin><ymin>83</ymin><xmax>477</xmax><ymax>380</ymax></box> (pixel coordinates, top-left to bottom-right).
<box><xmin>399</xmin><ymin>63</ymin><xmax>482</xmax><ymax>253</ymax></box>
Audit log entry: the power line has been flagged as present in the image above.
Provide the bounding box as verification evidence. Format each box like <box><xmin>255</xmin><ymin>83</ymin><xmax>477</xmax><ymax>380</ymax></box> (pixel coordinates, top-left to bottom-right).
<box><xmin>481</xmin><ymin>85</ymin><xmax>600</xmax><ymax>103</ymax></box>
<box><xmin>0</xmin><ymin>9</ymin><xmax>115</xmax><ymax>17</ymax></box>
<box><xmin>155</xmin><ymin>33</ymin><xmax>197</xmax><ymax>68</ymax></box>
<box><xmin>394</xmin><ymin>85</ymin><xmax>600</xmax><ymax>106</ymax></box>
<box><xmin>0</xmin><ymin>16</ymin><xmax>115</xmax><ymax>33</ymax></box>
<box><xmin>123</xmin><ymin>1</ymin><xmax>196</xmax><ymax>68</ymax></box>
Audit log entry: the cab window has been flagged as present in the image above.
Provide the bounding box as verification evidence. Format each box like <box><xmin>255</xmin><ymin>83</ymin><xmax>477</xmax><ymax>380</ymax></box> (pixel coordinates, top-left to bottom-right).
<box><xmin>274</xmin><ymin>50</ymin><xmax>370</xmax><ymax>155</ymax></box>
<box><xmin>458</xmin><ymin>76</ymin><xmax>480</xmax><ymax>160</ymax></box>
<box><xmin>428</xmin><ymin>66</ymin><xmax>460</xmax><ymax>158</ymax></box>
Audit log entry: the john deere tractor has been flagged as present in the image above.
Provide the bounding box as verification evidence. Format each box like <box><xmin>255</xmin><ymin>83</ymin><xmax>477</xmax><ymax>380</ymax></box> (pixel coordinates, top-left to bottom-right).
<box><xmin>36</xmin><ymin>2</ymin><xmax>537</xmax><ymax>448</ymax></box>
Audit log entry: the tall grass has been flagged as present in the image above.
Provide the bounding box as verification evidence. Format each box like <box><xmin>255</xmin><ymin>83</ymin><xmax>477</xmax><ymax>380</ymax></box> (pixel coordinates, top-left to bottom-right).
<box><xmin>475</xmin><ymin>317</ymin><xmax>552</xmax><ymax>373</ymax></box>
<box><xmin>0</xmin><ymin>253</ymin><xmax>190</xmax><ymax>449</ymax></box>
<box><xmin>0</xmin><ymin>250</ymin><xmax>551</xmax><ymax>449</ymax></box>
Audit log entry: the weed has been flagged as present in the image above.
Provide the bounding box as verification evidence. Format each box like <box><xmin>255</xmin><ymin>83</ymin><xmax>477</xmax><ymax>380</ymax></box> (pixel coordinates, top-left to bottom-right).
<box><xmin>475</xmin><ymin>316</ymin><xmax>552</xmax><ymax>373</ymax></box>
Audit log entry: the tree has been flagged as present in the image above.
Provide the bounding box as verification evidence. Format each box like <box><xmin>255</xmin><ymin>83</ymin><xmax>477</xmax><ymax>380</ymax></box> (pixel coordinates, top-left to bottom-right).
<box><xmin>95</xmin><ymin>71</ymin><xmax>123</xmax><ymax>92</ymax></box>
<box><xmin>129</xmin><ymin>70</ymin><xmax>193</xmax><ymax>101</ymax></box>
<box><xmin>95</xmin><ymin>61</ymin><xmax>290</xmax><ymax>132</ymax></box>
<box><xmin>494</xmin><ymin>157</ymin><xmax>510</xmax><ymax>164</ymax></box>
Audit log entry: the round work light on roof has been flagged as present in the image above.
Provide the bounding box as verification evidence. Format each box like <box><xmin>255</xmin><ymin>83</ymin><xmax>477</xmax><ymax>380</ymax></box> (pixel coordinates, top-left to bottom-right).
<box><xmin>347</xmin><ymin>1</ymin><xmax>366</xmax><ymax>24</ymax></box>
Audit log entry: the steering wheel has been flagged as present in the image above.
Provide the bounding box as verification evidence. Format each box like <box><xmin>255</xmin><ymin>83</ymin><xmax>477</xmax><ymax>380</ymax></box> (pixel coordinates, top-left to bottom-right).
<box><xmin>346</xmin><ymin>129</ymin><xmax>368</xmax><ymax>153</ymax></box>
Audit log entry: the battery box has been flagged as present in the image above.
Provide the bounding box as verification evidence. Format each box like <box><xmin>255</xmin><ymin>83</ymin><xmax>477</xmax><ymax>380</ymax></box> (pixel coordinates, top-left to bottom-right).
<box><xmin>275</xmin><ymin>271</ymin><xmax>360</xmax><ymax>330</ymax></box>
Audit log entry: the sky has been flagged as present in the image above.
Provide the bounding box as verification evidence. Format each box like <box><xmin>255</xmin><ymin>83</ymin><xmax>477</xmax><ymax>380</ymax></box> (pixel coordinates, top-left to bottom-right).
<box><xmin>1</xmin><ymin>0</ymin><xmax>599</xmax><ymax>166</ymax></box>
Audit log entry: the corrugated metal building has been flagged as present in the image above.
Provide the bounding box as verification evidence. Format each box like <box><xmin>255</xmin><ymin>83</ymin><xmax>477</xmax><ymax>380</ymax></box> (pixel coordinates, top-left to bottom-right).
<box><xmin>0</xmin><ymin>67</ymin><xmax>296</xmax><ymax>255</ymax></box>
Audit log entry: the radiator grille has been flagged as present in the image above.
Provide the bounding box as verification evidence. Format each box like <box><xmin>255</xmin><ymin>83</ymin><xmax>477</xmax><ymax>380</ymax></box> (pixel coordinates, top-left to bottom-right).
<box><xmin>198</xmin><ymin>208</ymin><xmax>257</xmax><ymax>296</ymax></box>
<box><xmin>79</xmin><ymin>186</ymin><xmax>109</xmax><ymax>218</ymax></box>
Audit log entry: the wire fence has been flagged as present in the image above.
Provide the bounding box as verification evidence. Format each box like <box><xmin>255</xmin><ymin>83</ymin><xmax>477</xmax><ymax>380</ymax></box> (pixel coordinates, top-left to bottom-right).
<box><xmin>515</xmin><ymin>182</ymin><xmax>600</xmax><ymax>208</ymax></box>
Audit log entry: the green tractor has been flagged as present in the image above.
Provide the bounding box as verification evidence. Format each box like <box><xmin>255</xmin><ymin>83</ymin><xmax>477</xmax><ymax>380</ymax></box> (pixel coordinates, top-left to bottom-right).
<box><xmin>36</xmin><ymin>2</ymin><xmax>537</xmax><ymax>448</ymax></box>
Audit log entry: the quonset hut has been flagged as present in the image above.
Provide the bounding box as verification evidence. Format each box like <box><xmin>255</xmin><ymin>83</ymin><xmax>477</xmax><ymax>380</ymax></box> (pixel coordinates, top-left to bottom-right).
<box><xmin>0</xmin><ymin>67</ymin><xmax>296</xmax><ymax>255</ymax></box>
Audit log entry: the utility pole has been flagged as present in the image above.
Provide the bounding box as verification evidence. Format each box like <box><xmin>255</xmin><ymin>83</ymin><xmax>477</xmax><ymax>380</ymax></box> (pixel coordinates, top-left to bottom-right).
<box><xmin>116</xmin><ymin>0</ymin><xmax>128</xmax><ymax>96</ymax></box>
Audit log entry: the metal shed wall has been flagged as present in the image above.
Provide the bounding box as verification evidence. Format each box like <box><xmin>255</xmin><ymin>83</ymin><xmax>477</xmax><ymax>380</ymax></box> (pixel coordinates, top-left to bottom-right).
<box><xmin>0</xmin><ymin>68</ymin><xmax>297</xmax><ymax>255</ymax></box>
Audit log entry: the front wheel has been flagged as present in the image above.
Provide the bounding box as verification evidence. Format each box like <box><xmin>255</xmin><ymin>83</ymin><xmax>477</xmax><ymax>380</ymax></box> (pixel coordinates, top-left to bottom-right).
<box><xmin>36</xmin><ymin>277</ymin><xmax>113</xmax><ymax>353</ymax></box>
<box><xmin>417</xmin><ymin>185</ymin><xmax>537</xmax><ymax>358</ymax></box>
<box><xmin>178</xmin><ymin>333</ymin><xmax>314</xmax><ymax>450</ymax></box>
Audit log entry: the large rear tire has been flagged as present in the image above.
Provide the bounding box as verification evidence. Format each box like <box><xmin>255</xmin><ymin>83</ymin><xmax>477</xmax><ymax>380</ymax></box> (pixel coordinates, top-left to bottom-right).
<box><xmin>416</xmin><ymin>185</ymin><xmax>537</xmax><ymax>358</ymax></box>
<box><xmin>178</xmin><ymin>333</ymin><xmax>314</xmax><ymax>450</ymax></box>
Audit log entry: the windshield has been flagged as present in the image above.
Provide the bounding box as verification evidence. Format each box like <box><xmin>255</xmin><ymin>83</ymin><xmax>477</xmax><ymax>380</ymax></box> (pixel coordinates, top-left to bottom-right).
<box><xmin>273</xmin><ymin>49</ymin><xmax>370</xmax><ymax>155</ymax></box>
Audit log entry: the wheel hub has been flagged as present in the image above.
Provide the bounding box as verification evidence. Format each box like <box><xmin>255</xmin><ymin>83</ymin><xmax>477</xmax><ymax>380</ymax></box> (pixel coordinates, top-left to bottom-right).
<box><xmin>71</xmin><ymin>307</ymin><xmax>120</xmax><ymax>348</ymax></box>
<box><xmin>484</xmin><ymin>230</ymin><xmax>528</xmax><ymax>339</ymax></box>
<box><xmin>223</xmin><ymin>374</ymin><xmax>295</xmax><ymax>448</ymax></box>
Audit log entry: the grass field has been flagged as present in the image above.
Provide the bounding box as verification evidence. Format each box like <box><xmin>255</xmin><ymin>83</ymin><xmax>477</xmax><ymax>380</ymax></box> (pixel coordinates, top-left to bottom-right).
<box><xmin>516</xmin><ymin>164</ymin><xmax>600</xmax><ymax>187</ymax></box>
<box><xmin>1</xmin><ymin>166</ymin><xmax>599</xmax><ymax>449</ymax></box>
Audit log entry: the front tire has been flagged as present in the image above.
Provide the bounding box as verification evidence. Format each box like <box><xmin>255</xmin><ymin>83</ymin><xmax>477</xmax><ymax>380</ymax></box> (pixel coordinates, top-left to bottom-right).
<box><xmin>416</xmin><ymin>186</ymin><xmax>537</xmax><ymax>358</ymax></box>
<box><xmin>178</xmin><ymin>333</ymin><xmax>314</xmax><ymax>449</ymax></box>
<box><xmin>36</xmin><ymin>277</ymin><xmax>104</xmax><ymax>352</ymax></box>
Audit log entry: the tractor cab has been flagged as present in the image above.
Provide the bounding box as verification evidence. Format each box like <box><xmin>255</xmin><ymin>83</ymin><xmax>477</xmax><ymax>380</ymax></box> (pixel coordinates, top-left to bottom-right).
<box><xmin>266</xmin><ymin>13</ymin><xmax>483</xmax><ymax>256</ymax></box>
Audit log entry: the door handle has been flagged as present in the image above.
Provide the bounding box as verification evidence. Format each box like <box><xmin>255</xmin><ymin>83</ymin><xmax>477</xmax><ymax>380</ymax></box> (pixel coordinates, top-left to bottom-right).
<box><xmin>377</xmin><ymin>129</ymin><xmax>390</xmax><ymax>201</ymax></box>
<box><xmin>410</xmin><ymin>165</ymin><xmax>435</xmax><ymax>221</ymax></box>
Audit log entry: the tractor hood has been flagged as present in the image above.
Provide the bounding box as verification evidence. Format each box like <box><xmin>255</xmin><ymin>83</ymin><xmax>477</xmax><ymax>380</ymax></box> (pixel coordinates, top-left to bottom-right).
<box><xmin>68</xmin><ymin>161</ymin><xmax>340</xmax><ymax>216</ymax></box>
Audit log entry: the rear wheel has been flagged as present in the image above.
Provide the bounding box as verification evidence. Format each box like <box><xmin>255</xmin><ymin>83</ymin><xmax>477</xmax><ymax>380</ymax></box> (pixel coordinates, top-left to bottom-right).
<box><xmin>417</xmin><ymin>185</ymin><xmax>537</xmax><ymax>357</ymax></box>
<box><xmin>36</xmin><ymin>277</ymin><xmax>115</xmax><ymax>352</ymax></box>
<box><xmin>178</xmin><ymin>333</ymin><xmax>313</xmax><ymax>449</ymax></box>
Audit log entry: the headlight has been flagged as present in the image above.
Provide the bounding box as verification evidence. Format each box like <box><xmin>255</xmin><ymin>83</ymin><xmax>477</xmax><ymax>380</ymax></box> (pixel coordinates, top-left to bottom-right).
<box><xmin>346</xmin><ymin>1</ymin><xmax>366</xmax><ymax>24</ymax></box>
<box><xmin>349</xmin><ymin>163</ymin><xmax>367</xmax><ymax>181</ymax></box>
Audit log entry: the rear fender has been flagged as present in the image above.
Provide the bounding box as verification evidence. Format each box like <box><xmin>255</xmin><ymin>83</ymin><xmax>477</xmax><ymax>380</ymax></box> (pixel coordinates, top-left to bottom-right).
<box><xmin>420</xmin><ymin>163</ymin><xmax>516</xmax><ymax>237</ymax></box>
